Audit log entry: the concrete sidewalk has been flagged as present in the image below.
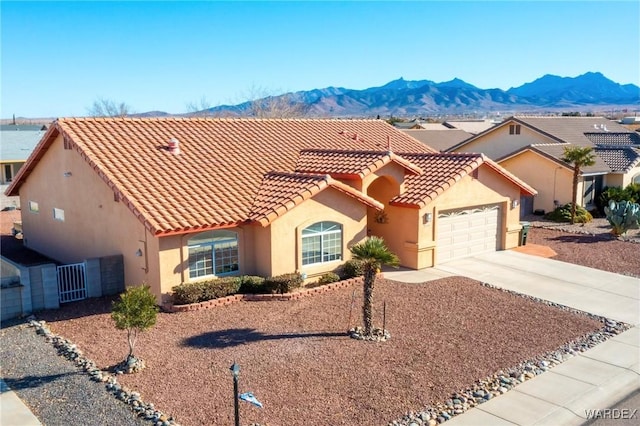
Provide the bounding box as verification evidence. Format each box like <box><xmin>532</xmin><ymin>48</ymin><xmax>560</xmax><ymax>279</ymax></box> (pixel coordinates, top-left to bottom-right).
<box><xmin>0</xmin><ymin>379</ymin><xmax>42</xmax><ymax>426</ymax></box>
<box><xmin>385</xmin><ymin>250</ymin><xmax>640</xmax><ymax>426</ymax></box>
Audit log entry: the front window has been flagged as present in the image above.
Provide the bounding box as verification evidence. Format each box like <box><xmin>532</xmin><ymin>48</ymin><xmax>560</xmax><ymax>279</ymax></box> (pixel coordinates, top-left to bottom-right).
<box><xmin>188</xmin><ymin>230</ymin><xmax>239</xmax><ymax>279</ymax></box>
<box><xmin>301</xmin><ymin>221</ymin><xmax>342</xmax><ymax>265</ymax></box>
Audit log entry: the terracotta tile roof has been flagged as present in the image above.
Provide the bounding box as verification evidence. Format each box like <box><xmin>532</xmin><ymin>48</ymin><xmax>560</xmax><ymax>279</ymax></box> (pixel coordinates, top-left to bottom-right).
<box><xmin>390</xmin><ymin>153</ymin><xmax>536</xmax><ymax>208</ymax></box>
<box><xmin>594</xmin><ymin>146</ymin><xmax>640</xmax><ymax>172</ymax></box>
<box><xmin>295</xmin><ymin>149</ymin><xmax>423</xmax><ymax>179</ymax></box>
<box><xmin>584</xmin><ymin>132</ymin><xmax>640</xmax><ymax>146</ymax></box>
<box><xmin>249</xmin><ymin>172</ymin><xmax>384</xmax><ymax>226</ymax></box>
<box><xmin>6</xmin><ymin>118</ymin><xmax>429</xmax><ymax>235</ymax></box>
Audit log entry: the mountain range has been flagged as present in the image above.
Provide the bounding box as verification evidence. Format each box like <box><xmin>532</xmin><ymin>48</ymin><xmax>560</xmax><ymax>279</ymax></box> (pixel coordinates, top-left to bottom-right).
<box><xmin>190</xmin><ymin>72</ymin><xmax>638</xmax><ymax>118</ymax></box>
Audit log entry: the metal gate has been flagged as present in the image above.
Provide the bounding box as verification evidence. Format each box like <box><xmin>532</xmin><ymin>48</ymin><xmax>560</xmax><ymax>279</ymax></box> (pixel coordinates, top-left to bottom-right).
<box><xmin>57</xmin><ymin>263</ymin><xmax>87</xmax><ymax>303</ymax></box>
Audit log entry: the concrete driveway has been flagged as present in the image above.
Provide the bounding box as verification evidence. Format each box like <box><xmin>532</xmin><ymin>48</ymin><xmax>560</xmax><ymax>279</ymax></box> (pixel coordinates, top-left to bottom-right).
<box><xmin>384</xmin><ymin>250</ymin><xmax>640</xmax><ymax>425</ymax></box>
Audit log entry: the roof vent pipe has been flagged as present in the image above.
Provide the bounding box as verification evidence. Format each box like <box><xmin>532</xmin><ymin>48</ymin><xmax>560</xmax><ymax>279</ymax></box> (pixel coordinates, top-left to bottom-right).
<box><xmin>168</xmin><ymin>138</ymin><xmax>180</xmax><ymax>155</ymax></box>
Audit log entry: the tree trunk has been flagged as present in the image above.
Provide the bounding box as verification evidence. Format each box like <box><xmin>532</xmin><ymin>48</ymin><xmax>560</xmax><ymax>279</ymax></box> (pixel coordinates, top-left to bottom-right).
<box><xmin>571</xmin><ymin>164</ymin><xmax>579</xmax><ymax>224</ymax></box>
<box><xmin>362</xmin><ymin>266</ymin><xmax>377</xmax><ymax>336</ymax></box>
<box><xmin>127</xmin><ymin>328</ymin><xmax>137</xmax><ymax>359</ymax></box>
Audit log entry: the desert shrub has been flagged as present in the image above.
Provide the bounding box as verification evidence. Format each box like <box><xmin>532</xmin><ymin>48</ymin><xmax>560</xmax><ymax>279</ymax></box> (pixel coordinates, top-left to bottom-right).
<box><xmin>544</xmin><ymin>203</ymin><xmax>593</xmax><ymax>223</ymax></box>
<box><xmin>317</xmin><ymin>272</ymin><xmax>340</xmax><ymax>285</ymax></box>
<box><xmin>172</xmin><ymin>277</ymin><xmax>241</xmax><ymax>305</ymax></box>
<box><xmin>339</xmin><ymin>259</ymin><xmax>364</xmax><ymax>279</ymax></box>
<box><xmin>171</xmin><ymin>282</ymin><xmax>205</xmax><ymax>305</ymax></box>
<box><xmin>264</xmin><ymin>272</ymin><xmax>304</xmax><ymax>294</ymax></box>
<box><xmin>111</xmin><ymin>285</ymin><xmax>159</xmax><ymax>360</ymax></box>
<box><xmin>605</xmin><ymin>200</ymin><xmax>640</xmax><ymax>236</ymax></box>
<box><xmin>201</xmin><ymin>277</ymin><xmax>241</xmax><ymax>300</ymax></box>
<box><xmin>597</xmin><ymin>184</ymin><xmax>640</xmax><ymax>214</ymax></box>
<box><xmin>238</xmin><ymin>275</ymin><xmax>268</xmax><ymax>294</ymax></box>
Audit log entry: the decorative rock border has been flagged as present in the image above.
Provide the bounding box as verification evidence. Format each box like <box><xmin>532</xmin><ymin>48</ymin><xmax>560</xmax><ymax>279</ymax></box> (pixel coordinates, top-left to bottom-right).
<box><xmin>26</xmin><ymin>275</ymin><xmax>632</xmax><ymax>426</ymax></box>
<box><xmin>26</xmin><ymin>317</ymin><xmax>180</xmax><ymax>426</ymax></box>
<box><xmin>163</xmin><ymin>277</ymin><xmax>363</xmax><ymax>313</ymax></box>
<box><xmin>388</xmin><ymin>282</ymin><xmax>632</xmax><ymax>426</ymax></box>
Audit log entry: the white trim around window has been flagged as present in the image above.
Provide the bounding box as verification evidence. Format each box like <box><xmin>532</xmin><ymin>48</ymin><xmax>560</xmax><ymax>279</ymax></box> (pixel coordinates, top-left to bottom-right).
<box><xmin>29</xmin><ymin>201</ymin><xmax>39</xmax><ymax>213</ymax></box>
<box><xmin>301</xmin><ymin>221</ymin><xmax>343</xmax><ymax>266</ymax></box>
<box><xmin>53</xmin><ymin>208</ymin><xmax>65</xmax><ymax>221</ymax></box>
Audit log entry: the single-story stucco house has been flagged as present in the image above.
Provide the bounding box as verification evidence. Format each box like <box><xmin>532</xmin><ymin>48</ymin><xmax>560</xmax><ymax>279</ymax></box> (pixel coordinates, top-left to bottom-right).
<box><xmin>6</xmin><ymin>118</ymin><xmax>535</xmax><ymax>303</ymax></box>
<box><xmin>447</xmin><ymin>116</ymin><xmax>640</xmax><ymax>215</ymax></box>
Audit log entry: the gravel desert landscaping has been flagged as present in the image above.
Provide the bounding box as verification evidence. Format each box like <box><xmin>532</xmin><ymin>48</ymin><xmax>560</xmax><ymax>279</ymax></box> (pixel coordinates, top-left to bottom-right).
<box><xmin>2</xmin><ymin>215</ymin><xmax>639</xmax><ymax>425</ymax></box>
<box><xmin>37</xmin><ymin>275</ymin><xmax>605</xmax><ymax>426</ymax></box>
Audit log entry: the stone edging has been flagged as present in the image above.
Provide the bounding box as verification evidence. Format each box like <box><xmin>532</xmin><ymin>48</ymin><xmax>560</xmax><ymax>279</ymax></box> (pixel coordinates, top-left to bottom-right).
<box><xmin>26</xmin><ymin>317</ymin><xmax>180</xmax><ymax>426</ymax></box>
<box><xmin>162</xmin><ymin>277</ymin><xmax>364</xmax><ymax>313</ymax></box>
<box><xmin>389</xmin><ymin>282</ymin><xmax>632</xmax><ymax>426</ymax></box>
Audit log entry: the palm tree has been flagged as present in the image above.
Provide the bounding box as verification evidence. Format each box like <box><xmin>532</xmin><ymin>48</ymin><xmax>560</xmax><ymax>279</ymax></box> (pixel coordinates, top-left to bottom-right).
<box><xmin>349</xmin><ymin>236</ymin><xmax>399</xmax><ymax>336</ymax></box>
<box><xmin>561</xmin><ymin>146</ymin><xmax>596</xmax><ymax>224</ymax></box>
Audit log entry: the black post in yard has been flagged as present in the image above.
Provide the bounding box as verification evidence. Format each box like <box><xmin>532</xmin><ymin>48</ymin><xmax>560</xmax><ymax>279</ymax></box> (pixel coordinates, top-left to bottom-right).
<box><xmin>230</xmin><ymin>362</ymin><xmax>240</xmax><ymax>426</ymax></box>
<box><xmin>383</xmin><ymin>301</ymin><xmax>386</xmax><ymax>332</ymax></box>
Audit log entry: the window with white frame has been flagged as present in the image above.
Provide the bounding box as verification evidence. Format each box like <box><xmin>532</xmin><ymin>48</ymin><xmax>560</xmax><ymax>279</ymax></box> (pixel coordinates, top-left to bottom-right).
<box><xmin>633</xmin><ymin>174</ymin><xmax>640</xmax><ymax>184</ymax></box>
<box><xmin>188</xmin><ymin>230</ymin><xmax>239</xmax><ymax>279</ymax></box>
<box><xmin>29</xmin><ymin>201</ymin><xmax>39</xmax><ymax>213</ymax></box>
<box><xmin>53</xmin><ymin>208</ymin><xmax>65</xmax><ymax>221</ymax></box>
<box><xmin>301</xmin><ymin>221</ymin><xmax>342</xmax><ymax>266</ymax></box>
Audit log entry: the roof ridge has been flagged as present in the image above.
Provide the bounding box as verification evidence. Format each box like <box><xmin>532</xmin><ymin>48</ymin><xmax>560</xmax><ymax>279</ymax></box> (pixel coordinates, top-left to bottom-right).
<box><xmin>58</xmin><ymin>116</ymin><xmax>385</xmax><ymax>123</ymax></box>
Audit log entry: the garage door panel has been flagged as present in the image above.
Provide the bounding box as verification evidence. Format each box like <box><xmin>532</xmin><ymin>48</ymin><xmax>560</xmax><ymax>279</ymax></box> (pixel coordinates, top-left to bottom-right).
<box><xmin>437</xmin><ymin>205</ymin><xmax>500</xmax><ymax>263</ymax></box>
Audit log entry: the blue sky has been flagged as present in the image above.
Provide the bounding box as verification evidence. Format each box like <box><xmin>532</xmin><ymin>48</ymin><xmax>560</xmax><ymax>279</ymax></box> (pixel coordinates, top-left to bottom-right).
<box><xmin>2</xmin><ymin>1</ymin><xmax>639</xmax><ymax>118</ymax></box>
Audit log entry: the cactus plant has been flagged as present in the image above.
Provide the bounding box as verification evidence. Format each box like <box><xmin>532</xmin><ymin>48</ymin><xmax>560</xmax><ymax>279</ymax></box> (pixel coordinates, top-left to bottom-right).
<box><xmin>604</xmin><ymin>200</ymin><xmax>640</xmax><ymax>236</ymax></box>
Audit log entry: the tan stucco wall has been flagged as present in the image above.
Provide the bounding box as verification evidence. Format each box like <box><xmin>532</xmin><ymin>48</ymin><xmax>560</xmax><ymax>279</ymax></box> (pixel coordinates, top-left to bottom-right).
<box><xmin>452</xmin><ymin>122</ymin><xmax>554</xmax><ymax>160</ymax></box>
<box><xmin>361</xmin><ymin>162</ymin><xmax>407</xmax><ymax>195</ymax></box>
<box><xmin>622</xmin><ymin>165</ymin><xmax>640</xmax><ymax>187</ymax></box>
<box><xmin>267</xmin><ymin>188</ymin><xmax>368</xmax><ymax>279</ymax></box>
<box><xmin>398</xmin><ymin>165</ymin><xmax>524</xmax><ymax>269</ymax></box>
<box><xmin>154</xmin><ymin>187</ymin><xmax>369</xmax><ymax>296</ymax></box>
<box><xmin>17</xmin><ymin>134</ymin><xmax>157</xmax><ymax>296</ymax></box>
<box><xmin>0</xmin><ymin>161</ymin><xmax>25</xmax><ymax>184</ymax></box>
<box><xmin>500</xmin><ymin>150</ymin><xmax>573</xmax><ymax>213</ymax></box>
<box><xmin>155</xmin><ymin>227</ymin><xmax>251</xmax><ymax>301</ymax></box>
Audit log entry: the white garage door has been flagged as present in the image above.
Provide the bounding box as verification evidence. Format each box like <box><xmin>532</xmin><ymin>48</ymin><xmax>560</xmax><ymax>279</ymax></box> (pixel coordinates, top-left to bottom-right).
<box><xmin>437</xmin><ymin>205</ymin><xmax>500</xmax><ymax>263</ymax></box>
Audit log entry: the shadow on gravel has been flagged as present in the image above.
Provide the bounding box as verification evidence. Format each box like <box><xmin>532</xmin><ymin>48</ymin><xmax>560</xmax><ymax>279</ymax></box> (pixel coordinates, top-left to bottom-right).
<box><xmin>37</xmin><ymin>296</ymin><xmax>118</xmax><ymax>322</ymax></box>
<box><xmin>182</xmin><ymin>328</ymin><xmax>347</xmax><ymax>349</ymax></box>
<box><xmin>547</xmin><ymin>234</ymin><xmax>613</xmax><ymax>244</ymax></box>
<box><xmin>2</xmin><ymin>371</ymin><xmax>81</xmax><ymax>391</ymax></box>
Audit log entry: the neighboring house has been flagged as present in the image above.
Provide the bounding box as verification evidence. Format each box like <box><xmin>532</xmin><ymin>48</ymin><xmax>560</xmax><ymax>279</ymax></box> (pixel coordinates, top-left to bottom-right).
<box><xmin>6</xmin><ymin>118</ymin><xmax>535</xmax><ymax>302</ymax></box>
<box><xmin>443</xmin><ymin>119</ymin><xmax>499</xmax><ymax>135</ymax></box>
<box><xmin>0</xmin><ymin>126</ymin><xmax>46</xmax><ymax>185</ymax></box>
<box><xmin>401</xmin><ymin>129</ymin><xmax>474</xmax><ymax>152</ymax></box>
<box><xmin>447</xmin><ymin>116</ymin><xmax>640</xmax><ymax>216</ymax></box>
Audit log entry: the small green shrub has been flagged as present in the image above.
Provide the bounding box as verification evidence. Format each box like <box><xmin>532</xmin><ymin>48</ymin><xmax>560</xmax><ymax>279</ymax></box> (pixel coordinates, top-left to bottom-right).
<box><xmin>544</xmin><ymin>203</ymin><xmax>593</xmax><ymax>223</ymax></box>
<box><xmin>339</xmin><ymin>259</ymin><xmax>364</xmax><ymax>279</ymax></box>
<box><xmin>317</xmin><ymin>272</ymin><xmax>340</xmax><ymax>285</ymax></box>
<box><xmin>238</xmin><ymin>275</ymin><xmax>268</xmax><ymax>294</ymax></box>
<box><xmin>111</xmin><ymin>285</ymin><xmax>159</xmax><ymax>360</ymax></box>
<box><xmin>597</xmin><ymin>184</ymin><xmax>640</xmax><ymax>214</ymax></box>
<box><xmin>171</xmin><ymin>282</ymin><xmax>204</xmax><ymax>305</ymax></box>
<box><xmin>264</xmin><ymin>272</ymin><xmax>304</xmax><ymax>294</ymax></box>
<box><xmin>172</xmin><ymin>277</ymin><xmax>241</xmax><ymax>305</ymax></box>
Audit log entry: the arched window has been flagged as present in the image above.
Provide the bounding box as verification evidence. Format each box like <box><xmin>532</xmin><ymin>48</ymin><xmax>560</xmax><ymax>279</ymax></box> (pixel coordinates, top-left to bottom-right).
<box><xmin>188</xmin><ymin>230</ymin><xmax>239</xmax><ymax>279</ymax></box>
<box><xmin>633</xmin><ymin>174</ymin><xmax>640</xmax><ymax>184</ymax></box>
<box><xmin>301</xmin><ymin>221</ymin><xmax>342</xmax><ymax>265</ymax></box>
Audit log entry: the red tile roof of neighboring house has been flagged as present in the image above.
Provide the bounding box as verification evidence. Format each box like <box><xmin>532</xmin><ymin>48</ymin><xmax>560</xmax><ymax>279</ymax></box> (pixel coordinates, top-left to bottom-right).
<box><xmin>6</xmin><ymin>118</ymin><xmax>432</xmax><ymax>235</ymax></box>
<box><xmin>295</xmin><ymin>149</ymin><xmax>423</xmax><ymax>179</ymax></box>
<box><xmin>249</xmin><ymin>172</ymin><xmax>384</xmax><ymax>226</ymax></box>
<box><xmin>391</xmin><ymin>153</ymin><xmax>537</xmax><ymax>208</ymax></box>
